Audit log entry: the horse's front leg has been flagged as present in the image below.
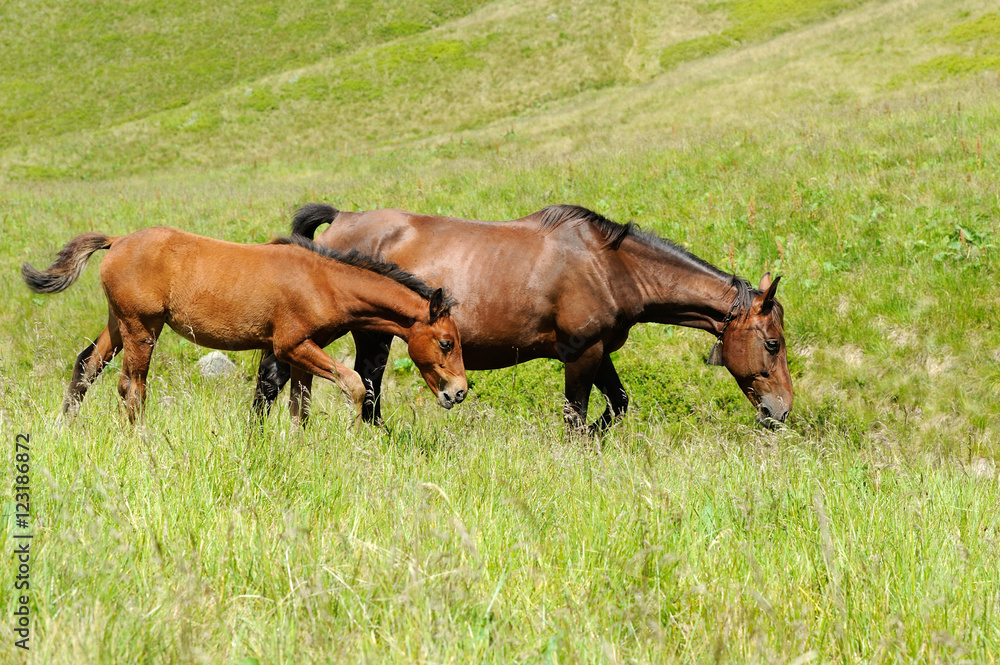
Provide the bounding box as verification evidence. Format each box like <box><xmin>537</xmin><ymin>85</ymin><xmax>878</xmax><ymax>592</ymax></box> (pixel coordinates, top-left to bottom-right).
<box><xmin>351</xmin><ymin>330</ymin><xmax>393</xmax><ymax>426</ymax></box>
<box><xmin>275</xmin><ymin>339</ymin><xmax>366</xmax><ymax>427</ymax></box>
<box><xmin>562</xmin><ymin>343</ymin><xmax>604</xmax><ymax>433</ymax></box>
<box><xmin>288</xmin><ymin>367</ymin><xmax>314</xmax><ymax>428</ymax></box>
<box><xmin>591</xmin><ymin>354</ymin><xmax>629</xmax><ymax>433</ymax></box>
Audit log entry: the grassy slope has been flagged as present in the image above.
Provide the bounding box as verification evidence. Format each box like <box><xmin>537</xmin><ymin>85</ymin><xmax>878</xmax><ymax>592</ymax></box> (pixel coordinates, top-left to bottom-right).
<box><xmin>1</xmin><ymin>0</ymin><xmax>999</xmax><ymax>663</ymax></box>
<box><xmin>0</xmin><ymin>0</ymin><xmax>491</xmax><ymax>145</ymax></box>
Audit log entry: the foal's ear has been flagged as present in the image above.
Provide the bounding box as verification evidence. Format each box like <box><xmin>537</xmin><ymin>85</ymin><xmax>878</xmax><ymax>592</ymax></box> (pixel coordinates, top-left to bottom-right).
<box><xmin>428</xmin><ymin>288</ymin><xmax>446</xmax><ymax>323</ymax></box>
<box><xmin>760</xmin><ymin>274</ymin><xmax>781</xmax><ymax>314</ymax></box>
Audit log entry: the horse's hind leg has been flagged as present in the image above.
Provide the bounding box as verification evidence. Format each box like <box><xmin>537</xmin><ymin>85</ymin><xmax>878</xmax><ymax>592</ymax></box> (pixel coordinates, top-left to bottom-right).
<box><xmin>591</xmin><ymin>354</ymin><xmax>629</xmax><ymax>433</ymax></box>
<box><xmin>276</xmin><ymin>340</ymin><xmax>366</xmax><ymax>425</ymax></box>
<box><xmin>252</xmin><ymin>354</ymin><xmax>291</xmax><ymax>418</ymax></box>
<box><xmin>116</xmin><ymin>314</ymin><xmax>164</xmax><ymax>425</ymax></box>
<box><xmin>62</xmin><ymin>313</ymin><xmax>123</xmax><ymax>419</ymax></box>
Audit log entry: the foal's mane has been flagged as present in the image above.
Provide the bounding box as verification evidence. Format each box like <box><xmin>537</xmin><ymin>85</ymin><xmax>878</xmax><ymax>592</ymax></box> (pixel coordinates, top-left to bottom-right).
<box><xmin>271</xmin><ymin>235</ymin><xmax>456</xmax><ymax>307</ymax></box>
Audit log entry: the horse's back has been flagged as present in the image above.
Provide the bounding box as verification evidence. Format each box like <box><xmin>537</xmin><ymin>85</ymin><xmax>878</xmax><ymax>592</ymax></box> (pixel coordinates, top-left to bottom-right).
<box><xmin>98</xmin><ymin>228</ymin><xmax>292</xmax><ymax>339</ymax></box>
<box><xmin>315</xmin><ymin>209</ymin><xmax>575</xmax><ymax>297</ymax></box>
<box><xmin>313</xmin><ymin>208</ymin><xmax>633</xmax><ymax>366</ymax></box>
<box><xmin>98</xmin><ymin>227</ymin><xmax>189</xmax><ymax>311</ymax></box>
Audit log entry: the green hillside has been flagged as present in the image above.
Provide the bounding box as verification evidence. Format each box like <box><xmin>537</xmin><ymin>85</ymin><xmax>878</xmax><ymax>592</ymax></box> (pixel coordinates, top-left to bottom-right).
<box><xmin>1</xmin><ymin>0</ymin><xmax>998</xmax><ymax>663</ymax></box>
<box><xmin>3</xmin><ymin>0</ymin><xmax>997</xmax><ymax>179</ymax></box>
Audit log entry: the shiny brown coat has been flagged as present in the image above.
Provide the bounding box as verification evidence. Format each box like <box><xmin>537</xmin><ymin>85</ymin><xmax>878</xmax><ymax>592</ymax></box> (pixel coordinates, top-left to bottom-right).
<box><xmin>256</xmin><ymin>204</ymin><xmax>792</xmax><ymax>430</ymax></box>
<box><xmin>22</xmin><ymin>227</ymin><xmax>467</xmax><ymax>424</ymax></box>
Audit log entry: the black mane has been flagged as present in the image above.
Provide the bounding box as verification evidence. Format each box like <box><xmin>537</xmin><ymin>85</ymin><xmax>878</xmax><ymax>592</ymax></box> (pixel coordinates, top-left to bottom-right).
<box><xmin>535</xmin><ymin>204</ymin><xmax>779</xmax><ymax>325</ymax></box>
<box><xmin>536</xmin><ymin>204</ymin><xmax>721</xmax><ymax>275</ymax></box>
<box><xmin>537</xmin><ymin>204</ymin><xmax>635</xmax><ymax>250</ymax></box>
<box><xmin>271</xmin><ymin>235</ymin><xmax>456</xmax><ymax>308</ymax></box>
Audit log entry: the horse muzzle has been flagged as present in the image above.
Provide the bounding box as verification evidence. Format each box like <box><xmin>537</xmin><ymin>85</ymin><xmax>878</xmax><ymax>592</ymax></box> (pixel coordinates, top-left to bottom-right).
<box><xmin>756</xmin><ymin>395</ymin><xmax>790</xmax><ymax>429</ymax></box>
<box><xmin>436</xmin><ymin>384</ymin><xmax>467</xmax><ymax>410</ymax></box>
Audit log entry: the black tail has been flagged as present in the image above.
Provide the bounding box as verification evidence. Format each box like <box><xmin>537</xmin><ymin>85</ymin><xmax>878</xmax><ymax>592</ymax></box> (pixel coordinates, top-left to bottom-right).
<box><xmin>21</xmin><ymin>232</ymin><xmax>115</xmax><ymax>294</ymax></box>
<box><xmin>292</xmin><ymin>203</ymin><xmax>339</xmax><ymax>239</ymax></box>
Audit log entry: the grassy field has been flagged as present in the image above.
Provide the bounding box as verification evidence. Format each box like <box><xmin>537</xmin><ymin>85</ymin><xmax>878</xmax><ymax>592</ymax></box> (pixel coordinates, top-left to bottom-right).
<box><xmin>2</xmin><ymin>0</ymin><xmax>999</xmax><ymax>662</ymax></box>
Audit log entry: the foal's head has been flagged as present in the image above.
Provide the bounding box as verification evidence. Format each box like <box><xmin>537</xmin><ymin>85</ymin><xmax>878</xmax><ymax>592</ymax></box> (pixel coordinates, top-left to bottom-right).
<box><xmin>712</xmin><ymin>273</ymin><xmax>793</xmax><ymax>427</ymax></box>
<box><xmin>406</xmin><ymin>289</ymin><xmax>467</xmax><ymax>409</ymax></box>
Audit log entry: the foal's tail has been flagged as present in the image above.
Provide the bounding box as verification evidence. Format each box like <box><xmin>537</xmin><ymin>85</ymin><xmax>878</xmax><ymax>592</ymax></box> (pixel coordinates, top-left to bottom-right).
<box><xmin>292</xmin><ymin>203</ymin><xmax>339</xmax><ymax>239</ymax></box>
<box><xmin>21</xmin><ymin>232</ymin><xmax>116</xmax><ymax>293</ymax></box>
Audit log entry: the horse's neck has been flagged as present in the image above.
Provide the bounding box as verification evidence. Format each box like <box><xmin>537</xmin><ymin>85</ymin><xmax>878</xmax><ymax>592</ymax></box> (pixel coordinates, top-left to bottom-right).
<box><xmin>337</xmin><ymin>276</ymin><xmax>426</xmax><ymax>339</ymax></box>
<box><xmin>622</xmin><ymin>239</ymin><xmax>739</xmax><ymax>334</ymax></box>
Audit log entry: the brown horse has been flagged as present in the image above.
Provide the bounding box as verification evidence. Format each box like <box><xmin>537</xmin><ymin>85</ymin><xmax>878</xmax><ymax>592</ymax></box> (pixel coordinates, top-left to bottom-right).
<box><xmin>21</xmin><ymin>227</ymin><xmax>467</xmax><ymax>424</ymax></box>
<box><xmin>256</xmin><ymin>203</ymin><xmax>792</xmax><ymax>430</ymax></box>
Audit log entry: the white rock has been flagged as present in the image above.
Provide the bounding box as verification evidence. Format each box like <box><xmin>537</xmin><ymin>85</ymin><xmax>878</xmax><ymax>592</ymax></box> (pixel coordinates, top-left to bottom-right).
<box><xmin>198</xmin><ymin>351</ymin><xmax>236</xmax><ymax>378</ymax></box>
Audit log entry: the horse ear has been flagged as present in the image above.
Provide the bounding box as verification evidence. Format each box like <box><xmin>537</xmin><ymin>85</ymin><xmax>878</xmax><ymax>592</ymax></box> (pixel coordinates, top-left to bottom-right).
<box><xmin>706</xmin><ymin>340</ymin><xmax>725</xmax><ymax>366</ymax></box>
<box><xmin>428</xmin><ymin>288</ymin><xmax>445</xmax><ymax>323</ymax></box>
<box><xmin>758</xmin><ymin>272</ymin><xmax>772</xmax><ymax>291</ymax></box>
<box><xmin>760</xmin><ymin>275</ymin><xmax>781</xmax><ymax>314</ymax></box>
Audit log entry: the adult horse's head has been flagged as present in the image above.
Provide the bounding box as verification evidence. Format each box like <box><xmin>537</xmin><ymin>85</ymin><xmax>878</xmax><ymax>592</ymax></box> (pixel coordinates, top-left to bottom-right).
<box><xmin>405</xmin><ymin>288</ymin><xmax>467</xmax><ymax>409</ymax></box>
<box><xmin>709</xmin><ymin>273</ymin><xmax>792</xmax><ymax>428</ymax></box>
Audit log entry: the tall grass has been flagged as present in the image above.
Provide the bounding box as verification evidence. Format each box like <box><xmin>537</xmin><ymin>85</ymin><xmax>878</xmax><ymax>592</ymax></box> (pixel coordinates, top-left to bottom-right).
<box><xmin>2</xmin><ymin>375</ymin><xmax>998</xmax><ymax>662</ymax></box>
<box><xmin>2</xmin><ymin>0</ymin><xmax>999</xmax><ymax>662</ymax></box>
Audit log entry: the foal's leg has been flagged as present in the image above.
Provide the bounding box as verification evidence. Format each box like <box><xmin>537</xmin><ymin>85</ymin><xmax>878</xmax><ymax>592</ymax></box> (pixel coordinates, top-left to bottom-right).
<box><xmin>62</xmin><ymin>311</ymin><xmax>124</xmax><ymax>419</ymax></box>
<box><xmin>562</xmin><ymin>343</ymin><xmax>604</xmax><ymax>433</ymax></box>
<box><xmin>591</xmin><ymin>354</ymin><xmax>629</xmax><ymax>433</ymax></box>
<box><xmin>352</xmin><ymin>330</ymin><xmax>392</xmax><ymax>425</ymax></box>
<box><xmin>276</xmin><ymin>340</ymin><xmax>366</xmax><ymax>424</ymax></box>
<box><xmin>252</xmin><ymin>353</ymin><xmax>291</xmax><ymax>417</ymax></box>
<box><xmin>116</xmin><ymin>315</ymin><xmax>164</xmax><ymax>425</ymax></box>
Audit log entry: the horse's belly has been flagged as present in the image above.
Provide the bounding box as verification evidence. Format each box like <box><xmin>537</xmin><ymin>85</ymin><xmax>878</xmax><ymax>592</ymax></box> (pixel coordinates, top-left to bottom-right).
<box><xmin>165</xmin><ymin>314</ymin><xmax>268</xmax><ymax>352</ymax></box>
<box><xmin>461</xmin><ymin>346</ymin><xmax>542</xmax><ymax>370</ymax></box>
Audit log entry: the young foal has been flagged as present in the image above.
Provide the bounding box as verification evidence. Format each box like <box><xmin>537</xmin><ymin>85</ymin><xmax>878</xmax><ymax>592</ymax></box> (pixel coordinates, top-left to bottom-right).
<box><xmin>22</xmin><ymin>228</ymin><xmax>467</xmax><ymax>424</ymax></box>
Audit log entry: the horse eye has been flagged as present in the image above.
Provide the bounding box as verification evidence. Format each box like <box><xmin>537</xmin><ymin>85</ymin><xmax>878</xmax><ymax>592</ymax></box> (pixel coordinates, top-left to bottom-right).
<box><xmin>439</xmin><ymin>340</ymin><xmax>454</xmax><ymax>353</ymax></box>
<box><xmin>764</xmin><ymin>340</ymin><xmax>780</xmax><ymax>354</ymax></box>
